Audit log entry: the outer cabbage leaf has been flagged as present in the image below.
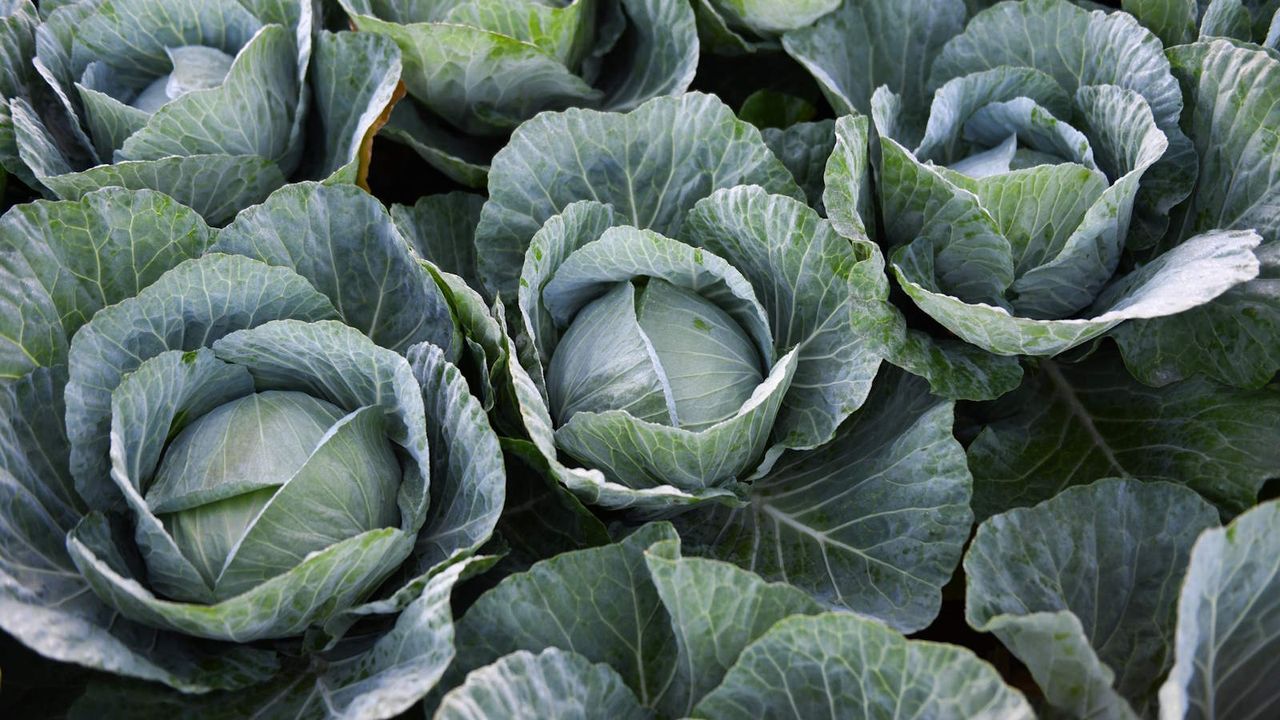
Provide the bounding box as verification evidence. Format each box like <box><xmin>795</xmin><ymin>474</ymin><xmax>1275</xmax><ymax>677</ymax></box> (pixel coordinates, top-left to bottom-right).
<box><xmin>214</xmin><ymin>181</ymin><xmax>460</xmax><ymax>359</ymax></box>
<box><xmin>37</xmin><ymin>154</ymin><xmax>288</xmax><ymax>225</ymax></box>
<box><xmin>673</xmin><ymin>367</ymin><xmax>973</xmax><ymax>633</ymax></box>
<box><xmin>1122</xmin><ymin>0</ymin><xmax>1198</xmax><ymax>46</ymax></box>
<box><xmin>1113</xmin><ymin>41</ymin><xmax>1280</xmax><ymax>388</ymax></box>
<box><xmin>1126</xmin><ymin>0</ymin><xmax>1280</xmax><ymax>46</ymax></box>
<box><xmin>693</xmin><ymin>612</ymin><xmax>1034</xmax><ymax>720</ymax></box>
<box><xmin>434</xmin><ymin>649</ymin><xmax>652</xmax><ymax>720</ymax></box>
<box><xmin>400</xmin><ymin>342</ymin><xmax>504</xmax><ymax>575</ymax></box>
<box><xmin>1159</xmin><ymin>499</ymin><xmax>1280</xmax><ymax>720</ymax></box>
<box><xmin>338</xmin><ymin>0</ymin><xmax>698</xmax><ymax>187</ymax></box>
<box><xmin>448</xmin><ymin>524</ymin><xmax>682</xmax><ymax>710</ymax></box>
<box><xmin>341</xmin><ymin>4</ymin><xmax>600</xmax><ymax>136</ymax></box>
<box><xmin>303</xmin><ymin>30</ymin><xmax>403</xmax><ymax>185</ymax></box>
<box><xmin>595</xmin><ymin>0</ymin><xmax>699</xmax><ymax>112</ymax></box>
<box><xmin>894</xmin><ymin>228</ymin><xmax>1262</xmax><ymax>357</ymax></box>
<box><xmin>967</xmin><ymin>351</ymin><xmax>1280</xmax><ymax>519</ymax></box>
<box><xmin>446</xmin><ymin>524</ymin><xmax>824</xmax><ymax>717</ymax></box>
<box><xmin>392</xmin><ymin>192</ymin><xmax>486</xmax><ymax>292</ymax></box>
<box><xmin>759</xmin><ymin>119</ymin><xmax>833</xmax><ymax>210</ymax></box>
<box><xmin>475</xmin><ymin>92</ymin><xmax>802</xmax><ymax>301</ymax></box>
<box><xmin>695</xmin><ymin>0</ymin><xmax>839</xmax><ymax>54</ymax></box>
<box><xmin>782</xmin><ymin>0</ymin><xmax>968</xmax><ymax>128</ymax></box>
<box><xmin>0</xmin><ymin>187</ymin><xmax>212</xmax><ymax>379</ymax></box>
<box><xmin>704</xmin><ymin>0</ymin><xmax>840</xmax><ymax>37</ymax></box>
<box><xmin>966</xmin><ymin>478</ymin><xmax>1219</xmax><ymax>719</ymax></box>
<box><xmin>641</xmin><ymin>538</ymin><xmax>820</xmax><ymax>718</ymax></box>
<box><xmin>64</xmin><ymin>557</ymin><xmax>490</xmax><ymax>720</ymax></box>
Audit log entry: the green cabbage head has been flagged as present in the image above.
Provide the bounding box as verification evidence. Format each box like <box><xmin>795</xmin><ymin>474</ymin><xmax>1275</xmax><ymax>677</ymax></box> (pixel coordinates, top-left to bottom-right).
<box><xmin>0</xmin><ymin>0</ymin><xmax>402</xmax><ymax>224</ymax></box>
<box><xmin>0</xmin><ymin>182</ymin><xmax>504</xmax><ymax>717</ymax></box>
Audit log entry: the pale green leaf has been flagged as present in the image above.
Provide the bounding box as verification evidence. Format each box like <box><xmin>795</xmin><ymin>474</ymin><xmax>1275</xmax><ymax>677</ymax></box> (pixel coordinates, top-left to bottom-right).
<box><xmin>1113</xmin><ymin>242</ymin><xmax>1280</xmax><ymax>388</ymax></box>
<box><xmin>821</xmin><ymin>114</ymin><xmax>873</xmax><ymax>241</ymax></box>
<box><xmin>64</xmin><ymin>556</ymin><xmax>486</xmax><ymax>718</ymax></box>
<box><xmin>40</xmin><ymin>154</ymin><xmax>287</xmax><ymax>226</ymax></box>
<box><xmin>305</xmin><ymin>30</ymin><xmax>402</xmax><ymax>182</ymax></box>
<box><xmin>117</xmin><ymin>26</ymin><xmax>298</xmax><ymax>165</ymax></box>
<box><xmin>402</xmin><ymin>340</ymin><xmax>505</xmax><ymax>575</ymax></box>
<box><xmin>894</xmin><ymin>229</ymin><xmax>1261</xmax><ymax>356</ymax></box>
<box><xmin>596</xmin><ymin>0</ymin><xmax>698</xmax><ymax>111</ymax></box>
<box><xmin>1123</xmin><ymin>0</ymin><xmax>1198</xmax><ymax>46</ymax></box>
<box><xmin>343</xmin><ymin>8</ymin><xmax>599</xmax><ymax>136</ymax></box>
<box><xmin>703</xmin><ymin>0</ymin><xmax>840</xmax><ymax>36</ymax></box>
<box><xmin>67</xmin><ymin>510</ymin><xmax>410</xmax><ymax>642</ymax></box>
<box><xmin>1122</xmin><ymin>41</ymin><xmax>1280</xmax><ymax>387</ymax></box>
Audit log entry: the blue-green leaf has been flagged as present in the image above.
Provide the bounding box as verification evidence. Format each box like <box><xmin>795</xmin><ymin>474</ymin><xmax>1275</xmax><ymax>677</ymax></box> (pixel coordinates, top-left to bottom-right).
<box><xmin>1159</xmin><ymin>499</ymin><xmax>1280</xmax><ymax>720</ymax></box>
<box><xmin>476</xmin><ymin>92</ymin><xmax>802</xmax><ymax>301</ymax></box>
<box><xmin>214</xmin><ymin>182</ymin><xmax>459</xmax><ymax>358</ymax></box>
<box><xmin>966</xmin><ymin>478</ymin><xmax>1219</xmax><ymax>718</ymax></box>
<box><xmin>694</xmin><ymin>612</ymin><xmax>1034</xmax><ymax>720</ymax></box>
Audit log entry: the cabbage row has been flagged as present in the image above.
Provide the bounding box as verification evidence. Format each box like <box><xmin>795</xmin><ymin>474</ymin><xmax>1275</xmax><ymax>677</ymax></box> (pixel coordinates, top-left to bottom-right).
<box><xmin>1</xmin><ymin>1</ymin><xmax>1277</xmax><ymax>719</ymax></box>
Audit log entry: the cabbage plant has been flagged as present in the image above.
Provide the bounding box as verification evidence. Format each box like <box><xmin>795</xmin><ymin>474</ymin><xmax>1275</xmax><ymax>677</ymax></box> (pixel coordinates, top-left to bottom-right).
<box><xmin>469</xmin><ymin>92</ymin><xmax>890</xmax><ymax>512</ymax></box>
<box><xmin>421</xmin><ymin>93</ymin><xmax>978</xmax><ymax>634</ymax></box>
<box><xmin>0</xmin><ymin>0</ymin><xmax>401</xmax><ymax>223</ymax></box>
<box><xmin>0</xmin><ymin>183</ymin><xmax>504</xmax><ymax>718</ymax></box>
<box><xmin>788</xmin><ymin>0</ymin><xmax>1262</xmax><ymax>361</ymax></box>
<box><xmin>335</xmin><ymin>0</ymin><xmax>698</xmax><ymax>187</ymax></box>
